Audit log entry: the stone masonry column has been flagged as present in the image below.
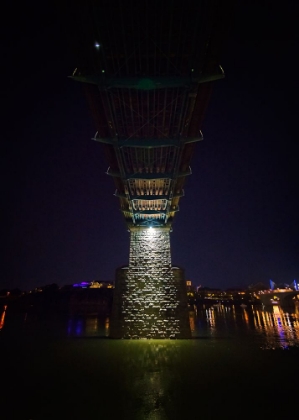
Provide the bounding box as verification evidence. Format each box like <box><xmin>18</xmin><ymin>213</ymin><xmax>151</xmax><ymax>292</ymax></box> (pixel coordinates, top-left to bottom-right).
<box><xmin>110</xmin><ymin>227</ymin><xmax>191</xmax><ymax>338</ymax></box>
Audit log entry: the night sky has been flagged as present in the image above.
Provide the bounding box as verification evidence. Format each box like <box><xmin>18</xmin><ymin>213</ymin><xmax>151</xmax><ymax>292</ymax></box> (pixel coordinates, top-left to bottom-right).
<box><xmin>3</xmin><ymin>1</ymin><xmax>298</xmax><ymax>291</ymax></box>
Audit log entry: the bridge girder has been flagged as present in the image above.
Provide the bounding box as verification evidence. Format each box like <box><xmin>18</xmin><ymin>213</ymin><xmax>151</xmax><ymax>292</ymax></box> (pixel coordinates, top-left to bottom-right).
<box><xmin>68</xmin><ymin>0</ymin><xmax>233</xmax><ymax>227</ymax></box>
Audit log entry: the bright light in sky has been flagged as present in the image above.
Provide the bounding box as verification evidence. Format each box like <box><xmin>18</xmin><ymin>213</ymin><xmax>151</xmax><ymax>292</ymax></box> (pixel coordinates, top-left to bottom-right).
<box><xmin>95</xmin><ymin>42</ymin><xmax>100</xmax><ymax>48</ymax></box>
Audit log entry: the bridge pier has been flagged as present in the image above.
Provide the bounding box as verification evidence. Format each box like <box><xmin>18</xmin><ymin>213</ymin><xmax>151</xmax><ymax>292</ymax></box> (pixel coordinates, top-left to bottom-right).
<box><xmin>110</xmin><ymin>227</ymin><xmax>191</xmax><ymax>338</ymax></box>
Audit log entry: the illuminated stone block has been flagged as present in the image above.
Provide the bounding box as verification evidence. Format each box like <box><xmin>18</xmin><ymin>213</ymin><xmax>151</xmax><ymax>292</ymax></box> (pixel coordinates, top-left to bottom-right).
<box><xmin>110</xmin><ymin>227</ymin><xmax>191</xmax><ymax>338</ymax></box>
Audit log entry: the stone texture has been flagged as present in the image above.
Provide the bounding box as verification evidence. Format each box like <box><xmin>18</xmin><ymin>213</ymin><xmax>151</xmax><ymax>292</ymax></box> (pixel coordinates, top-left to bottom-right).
<box><xmin>110</xmin><ymin>227</ymin><xmax>191</xmax><ymax>338</ymax></box>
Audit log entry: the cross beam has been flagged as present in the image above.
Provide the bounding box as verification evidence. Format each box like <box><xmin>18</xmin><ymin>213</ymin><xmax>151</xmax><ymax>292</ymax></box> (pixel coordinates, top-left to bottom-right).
<box><xmin>92</xmin><ymin>135</ymin><xmax>202</xmax><ymax>148</ymax></box>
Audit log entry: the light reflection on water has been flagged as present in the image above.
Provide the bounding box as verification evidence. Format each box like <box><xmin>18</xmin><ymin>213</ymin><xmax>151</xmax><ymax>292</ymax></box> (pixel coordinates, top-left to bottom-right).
<box><xmin>1</xmin><ymin>302</ymin><xmax>299</xmax><ymax>349</ymax></box>
<box><xmin>0</xmin><ymin>305</ymin><xmax>7</xmax><ymax>330</ymax></box>
<box><xmin>66</xmin><ymin>316</ymin><xmax>110</xmax><ymax>337</ymax></box>
<box><xmin>1</xmin><ymin>303</ymin><xmax>299</xmax><ymax>418</ymax></box>
<box><xmin>190</xmin><ymin>302</ymin><xmax>299</xmax><ymax>349</ymax></box>
<box><xmin>116</xmin><ymin>340</ymin><xmax>182</xmax><ymax>419</ymax></box>
<box><xmin>252</xmin><ymin>304</ymin><xmax>299</xmax><ymax>349</ymax></box>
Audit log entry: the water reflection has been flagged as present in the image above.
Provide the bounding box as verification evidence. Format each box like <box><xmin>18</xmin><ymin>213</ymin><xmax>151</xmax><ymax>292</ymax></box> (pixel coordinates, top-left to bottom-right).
<box><xmin>1</xmin><ymin>302</ymin><xmax>298</xmax><ymax>419</ymax></box>
<box><xmin>205</xmin><ymin>307</ymin><xmax>216</xmax><ymax>331</ymax></box>
<box><xmin>252</xmin><ymin>304</ymin><xmax>299</xmax><ymax>349</ymax></box>
<box><xmin>192</xmin><ymin>303</ymin><xmax>298</xmax><ymax>349</ymax></box>
<box><xmin>105</xmin><ymin>317</ymin><xmax>109</xmax><ymax>336</ymax></box>
<box><xmin>0</xmin><ymin>305</ymin><xmax>7</xmax><ymax>330</ymax></box>
<box><xmin>66</xmin><ymin>315</ymin><xmax>109</xmax><ymax>337</ymax></box>
<box><xmin>2</xmin><ymin>302</ymin><xmax>299</xmax><ymax>351</ymax></box>
<box><xmin>118</xmin><ymin>340</ymin><xmax>182</xmax><ymax>419</ymax></box>
<box><xmin>242</xmin><ymin>307</ymin><xmax>250</xmax><ymax>327</ymax></box>
<box><xmin>65</xmin><ymin>304</ymin><xmax>298</xmax><ymax>350</ymax></box>
<box><xmin>188</xmin><ymin>310</ymin><xmax>196</xmax><ymax>333</ymax></box>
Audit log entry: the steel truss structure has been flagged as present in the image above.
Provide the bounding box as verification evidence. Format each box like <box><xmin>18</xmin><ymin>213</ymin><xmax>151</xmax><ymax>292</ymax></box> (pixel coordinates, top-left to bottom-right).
<box><xmin>68</xmin><ymin>0</ymin><xmax>232</xmax><ymax>228</ymax></box>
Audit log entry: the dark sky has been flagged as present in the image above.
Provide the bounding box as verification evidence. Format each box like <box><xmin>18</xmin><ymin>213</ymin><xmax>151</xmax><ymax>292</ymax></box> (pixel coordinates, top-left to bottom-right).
<box><xmin>3</xmin><ymin>1</ymin><xmax>298</xmax><ymax>291</ymax></box>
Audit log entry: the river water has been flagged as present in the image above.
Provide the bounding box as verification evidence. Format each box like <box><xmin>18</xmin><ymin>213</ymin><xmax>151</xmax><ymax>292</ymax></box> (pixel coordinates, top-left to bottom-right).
<box><xmin>1</xmin><ymin>302</ymin><xmax>298</xmax><ymax>419</ymax></box>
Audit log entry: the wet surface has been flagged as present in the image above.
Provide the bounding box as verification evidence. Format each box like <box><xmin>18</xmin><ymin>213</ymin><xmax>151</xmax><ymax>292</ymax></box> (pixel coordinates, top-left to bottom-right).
<box><xmin>1</xmin><ymin>303</ymin><xmax>298</xmax><ymax>419</ymax></box>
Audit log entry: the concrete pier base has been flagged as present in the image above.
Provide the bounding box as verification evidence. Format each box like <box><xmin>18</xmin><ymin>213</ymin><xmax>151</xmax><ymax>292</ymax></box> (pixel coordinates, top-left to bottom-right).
<box><xmin>110</xmin><ymin>227</ymin><xmax>191</xmax><ymax>338</ymax></box>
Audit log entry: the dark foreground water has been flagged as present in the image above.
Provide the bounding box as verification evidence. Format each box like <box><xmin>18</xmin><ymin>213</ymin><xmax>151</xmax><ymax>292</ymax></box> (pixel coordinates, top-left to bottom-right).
<box><xmin>1</xmin><ymin>302</ymin><xmax>298</xmax><ymax>419</ymax></box>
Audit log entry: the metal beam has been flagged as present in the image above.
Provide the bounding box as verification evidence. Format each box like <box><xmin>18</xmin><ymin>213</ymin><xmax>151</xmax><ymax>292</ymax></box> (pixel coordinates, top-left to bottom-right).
<box><xmin>132</xmin><ymin>192</ymin><xmax>184</xmax><ymax>199</ymax></box>
<box><xmin>114</xmin><ymin>190</ymin><xmax>184</xmax><ymax>200</ymax></box>
<box><xmin>133</xmin><ymin>210</ymin><xmax>167</xmax><ymax>216</ymax></box>
<box><xmin>120</xmin><ymin>208</ymin><xmax>170</xmax><ymax>220</ymax></box>
<box><xmin>107</xmin><ymin>168</ymin><xmax>192</xmax><ymax>179</ymax></box>
<box><xmin>131</xmin><ymin>195</ymin><xmax>169</xmax><ymax>201</ymax></box>
<box><xmin>92</xmin><ymin>135</ymin><xmax>202</xmax><ymax>148</ymax></box>
<box><xmin>132</xmin><ymin>207</ymin><xmax>179</xmax><ymax>216</ymax></box>
<box><xmin>70</xmin><ymin>67</ymin><xmax>224</xmax><ymax>90</ymax></box>
<box><xmin>134</xmin><ymin>219</ymin><xmax>166</xmax><ymax>228</ymax></box>
<box><xmin>115</xmin><ymin>191</ymin><xmax>169</xmax><ymax>200</ymax></box>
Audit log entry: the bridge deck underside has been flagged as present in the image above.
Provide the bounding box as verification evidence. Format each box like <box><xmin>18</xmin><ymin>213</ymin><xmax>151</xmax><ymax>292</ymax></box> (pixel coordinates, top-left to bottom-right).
<box><xmin>69</xmin><ymin>0</ymin><xmax>232</xmax><ymax>227</ymax></box>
